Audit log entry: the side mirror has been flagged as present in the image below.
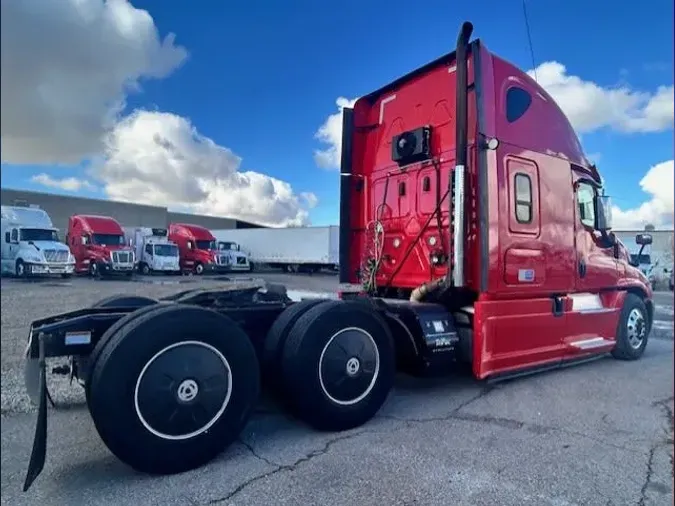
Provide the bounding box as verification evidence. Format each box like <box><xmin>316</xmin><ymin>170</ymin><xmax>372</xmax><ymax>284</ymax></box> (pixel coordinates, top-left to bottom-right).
<box><xmin>4</xmin><ymin>232</ymin><xmax>10</xmax><ymax>244</ymax></box>
<box><xmin>80</xmin><ymin>236</ymin><xmax>87</xmax><ymax>245</ymax></box>
<box><xmin>636</xmin><ymin>233</ymin><xmax>653</xmax><ymax>246</ymax></box>
<box><xmin>594</xmin><ymin>195</ymin><xmax>613</xmax><ymax>231</ymax></box>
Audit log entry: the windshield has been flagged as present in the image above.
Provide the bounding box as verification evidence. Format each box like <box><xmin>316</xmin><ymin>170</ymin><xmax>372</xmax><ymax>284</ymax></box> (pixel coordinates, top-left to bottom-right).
<box><xmin>154</xmin><ymin>244</ymin><xmax>179</xmax><ymax>257</ymax></box>
<box><xmin>92</xmin><ymin>233</ymin><xmax>124</xmax><ymax>246</ymax></box>
<box><xmin>19</xmin><ymin>228</ymin><xmax>59</xmax><ymax>242</ymax></box>
<box><xmin>630</xmin><ymin>254</ymin><xmax>651</xmax><ymax>265</ymax></box>
<box><xmin>195</xmin><ymin>239</ymin><xmax>216</xmax><ymax>250</ymax></box>
<box><xmin>218</xmin><ymin>241</ymin><xmax>238</xmax><ymax>251</ymax></box>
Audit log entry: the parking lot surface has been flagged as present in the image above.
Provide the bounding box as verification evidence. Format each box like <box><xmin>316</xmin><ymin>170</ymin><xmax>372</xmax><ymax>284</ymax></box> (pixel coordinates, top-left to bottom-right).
<box><xmin>1</xmin><ymin>274</ymin><xmax>673</xmax><ymax>506</ymax></box>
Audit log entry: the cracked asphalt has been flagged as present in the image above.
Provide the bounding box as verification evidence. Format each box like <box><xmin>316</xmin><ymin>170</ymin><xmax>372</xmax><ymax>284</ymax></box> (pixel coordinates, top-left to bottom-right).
<box><xmin>1</xmin><ymin>275</ymin><xmax>673</xmax><ymax>506</ymax></box>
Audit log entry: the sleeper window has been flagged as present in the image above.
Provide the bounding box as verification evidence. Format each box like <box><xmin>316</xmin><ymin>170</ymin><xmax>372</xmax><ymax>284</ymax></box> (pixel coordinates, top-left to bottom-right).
<box><xmin>506</xmin><ymin>87</ymin><xmax>532</xmax><ymax>123</ymax></box>
<box><xmin>514</xmin><ymin>173</ymin><xmax>532</xmax><ymax>223</ymax></box>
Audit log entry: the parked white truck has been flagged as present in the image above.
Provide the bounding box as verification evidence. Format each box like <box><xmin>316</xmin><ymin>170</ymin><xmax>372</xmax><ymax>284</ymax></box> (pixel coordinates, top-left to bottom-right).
<box><xmin>212</xmin><ymin>239</ymin><xmax>251</xmax><ymax>272</ymax></box>
<box><xmin>124</xmin><ymin>227</ymin><xmax>181</xmax><ymax>275</ymax></box>
<box><xmin>1</xmin><ymin>205</ymin><xmax>75</xmax><ymax>278</ymax></box>
<box><xmin>211</xmin><ymin>226</ymin><xmax>339</xmax><ymax>273</ymax></box>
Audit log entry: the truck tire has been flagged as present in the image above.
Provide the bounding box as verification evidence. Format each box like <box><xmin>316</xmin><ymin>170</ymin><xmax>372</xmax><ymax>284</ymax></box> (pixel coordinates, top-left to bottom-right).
<box><xmin>281</xmin><ymin>300</ymin><xmax>395</xmax><ymax>431</ymax></box>
<box><xmin>261</xmin><ymin>298</ymin><xmax>330</xmax><ymax>389</ymax></box>
<box><xmin>140</xmin><ymin>263</ymin><xmax>151</xmax><ymax>275</ymax></box>
<box><xmin>611</xmin><ymin>293</ymin><xmax>649</xmax><ymax>361</ymax></box>
<box><xmin>194</xmin><ymin>263</ymin><xmax>204</xmax><ymax>275</ymax></box>
<box><xmin>89</xmin><ymin>261</ymin><xmax>99</xmax><ymax>278</ymax></box>
<box><xmin>82</xmin><ymin>296</ymin><xmax>161</xmax><ymax>402</ymax></box>
<box><xmin>92</xmin><ymin>295</ymin><xmax>158</xmax><ymax>309</ymax></box>
<box><xmin>15</xmin><ymin>259</ymin><xmax>27</xmax><ymax>278</ymax></box>
<box><xmin>88</xmin><ymin>304</ymin><xmax>260</xmax><ymax>475</ymax></box>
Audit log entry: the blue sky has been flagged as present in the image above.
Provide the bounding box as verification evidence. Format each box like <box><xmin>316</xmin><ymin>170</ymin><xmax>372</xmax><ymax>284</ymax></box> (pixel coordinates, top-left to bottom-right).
<box><xmin>1</xmin><ymin>0</ymin><xmax>673</xmax><ymax>228</ymax></box>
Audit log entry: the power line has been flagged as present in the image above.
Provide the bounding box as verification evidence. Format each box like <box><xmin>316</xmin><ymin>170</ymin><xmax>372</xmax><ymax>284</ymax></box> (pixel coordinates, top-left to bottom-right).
<box><xmin>522</xmin><ymin>0</ymin><xmax>538</xmax><ymax>81</ymax></box>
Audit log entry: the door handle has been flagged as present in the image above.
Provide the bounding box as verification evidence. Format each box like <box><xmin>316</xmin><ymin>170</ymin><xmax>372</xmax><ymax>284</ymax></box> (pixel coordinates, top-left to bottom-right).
<box><xmin>578</xmin><ymin>260</ymin><xmax>587</xmax><ymax>278</ymax></box>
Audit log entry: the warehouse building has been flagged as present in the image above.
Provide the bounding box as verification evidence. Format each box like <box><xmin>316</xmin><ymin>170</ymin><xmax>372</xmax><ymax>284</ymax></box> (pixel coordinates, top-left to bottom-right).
<box><xmin>0</xmin><ymin>188</ymin><xmax>266</xmax><ymax>236</ymax></box>
<box><xmin>614</xmin><ymin>229</ymin><xmax>674</xmax><ymax>265</ymax></box>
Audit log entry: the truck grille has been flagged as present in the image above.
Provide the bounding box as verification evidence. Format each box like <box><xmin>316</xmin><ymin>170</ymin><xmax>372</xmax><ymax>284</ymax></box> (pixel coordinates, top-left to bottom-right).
<box><xmin>44</xmin><ymin>250</ymin><xmax>69</xmax><ymax>263</ymax></box>
<box><xmin>113</xmin><ymin>251</ymin><xmax>132</xmax><ymax>264</ymax></box>
<box><xmin>218</xmin><ymin>255</ymin><xmax>230</xmax><ymax>265</ymax></box>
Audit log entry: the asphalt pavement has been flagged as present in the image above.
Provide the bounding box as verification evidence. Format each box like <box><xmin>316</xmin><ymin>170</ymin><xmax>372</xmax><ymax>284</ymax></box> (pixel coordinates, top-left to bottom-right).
<box><xmin>1</xmin><ymin>275</ymin><xmax>673</xmax><ymax>506</ymax></box>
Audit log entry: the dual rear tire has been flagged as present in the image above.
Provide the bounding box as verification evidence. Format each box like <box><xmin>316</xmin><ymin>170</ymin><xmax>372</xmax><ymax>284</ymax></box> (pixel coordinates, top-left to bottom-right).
<box><xmin>263</xmin><ymin>299</ymin><xmax>396</xmax><ymax>431</ymax></box>
<box><xmin>86</xmin><ymin>299</ymin><xmax>259</xmax><ymax>475</ymax></box>
<box><xmin>84</xmin><ymin>295</ymin><xmax>394</xmax><ymax>477</ymax></box>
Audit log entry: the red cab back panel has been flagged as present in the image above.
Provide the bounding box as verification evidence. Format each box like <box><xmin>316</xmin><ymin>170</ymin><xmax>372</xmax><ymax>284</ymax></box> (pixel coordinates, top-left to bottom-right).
<box><xmin>343</xmin><ymin>54</ymin><xmax>478</xmax><ymax>291</ymax></box>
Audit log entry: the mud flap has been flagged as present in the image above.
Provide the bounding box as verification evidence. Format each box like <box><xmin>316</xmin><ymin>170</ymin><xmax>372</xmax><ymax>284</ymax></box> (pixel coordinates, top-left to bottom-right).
<box><xmin>23</xmin><ymin>336</ymin><xmax>47</xmax><ymax>492</ymax></box>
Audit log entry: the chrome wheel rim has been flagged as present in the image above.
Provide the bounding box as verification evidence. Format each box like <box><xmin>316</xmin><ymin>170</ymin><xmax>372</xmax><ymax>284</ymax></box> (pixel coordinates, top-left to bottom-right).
<box><xmin>626</xmin><ymin>308</ymin><xmax>646</xmax><ymax>349</ymax></box>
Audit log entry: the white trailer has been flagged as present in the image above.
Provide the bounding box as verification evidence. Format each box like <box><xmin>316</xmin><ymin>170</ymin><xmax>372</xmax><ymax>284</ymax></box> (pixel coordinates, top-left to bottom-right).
<box><xmin>124</xmin><ymin>227</ymin><xmax>180</xmax><ymax>275</ymax></box>
<box><xmin>211</xmin><ymin>226</ymin><xmax>339</xmax><ymax>273</ymax></box>
<box><xmin>1</xmin><ymin>205</ymin><xmax>75</xmax><ymax>278</ymax></box>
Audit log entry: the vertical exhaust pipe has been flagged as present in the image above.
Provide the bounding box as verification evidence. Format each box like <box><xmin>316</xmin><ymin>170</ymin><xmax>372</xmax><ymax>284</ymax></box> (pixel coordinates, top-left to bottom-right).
<box><xmin>450</xmin><ymin>21</ymin><xmax>473</xmax><ymax>288</ymax></box>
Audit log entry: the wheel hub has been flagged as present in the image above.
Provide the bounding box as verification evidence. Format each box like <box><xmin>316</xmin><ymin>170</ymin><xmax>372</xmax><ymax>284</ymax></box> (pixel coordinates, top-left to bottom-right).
<box><xmin>176</xmin><ymin>379</ymin><xmax>199</xmax><ymax>403</ymax></box>
<box><xmin>627</xmin><ymin>308</ymin><xmax>646</xmax><ymax>349</ymax></box>
<box><xmin>134</xmin><ymin>341</ymin><xmax>232</xmax><ymax>440</ymax></box>
<box><xmin>318</xmin><ymin>327</ymin><xmax>380</xmax><ymax>406</ymax></box>
<box><xmin>345</xmin><ymin>357</ymin><xmax>360</xmax><ymax>376</ymax></box>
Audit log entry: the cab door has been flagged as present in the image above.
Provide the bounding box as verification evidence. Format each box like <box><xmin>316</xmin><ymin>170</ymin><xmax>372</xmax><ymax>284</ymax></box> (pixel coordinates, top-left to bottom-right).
<box><xmin>573</xmin><ymin>178</ymin><xmax>619</xmax><ymax>291</ymax></box>
<box><xmin>565</xmin><ymin>174</ymin><xmax>621</xmax><ymax>356</ymax></box>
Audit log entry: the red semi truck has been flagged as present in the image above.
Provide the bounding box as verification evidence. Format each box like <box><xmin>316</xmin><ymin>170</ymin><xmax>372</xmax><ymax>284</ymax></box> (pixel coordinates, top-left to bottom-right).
<box><xmin>66</xmin><ymin>215</ymin><xmax>136</xmax><ymax>277</ymax></box>
<box><xmin>168</xmin><ymin>222</ymin><xmax>224</xmax><ymax>274</ymax></box>
<box><xmin>22</xmin><ymin>21</ymin><xmax>654</xmax><ymax>492</ymax></box>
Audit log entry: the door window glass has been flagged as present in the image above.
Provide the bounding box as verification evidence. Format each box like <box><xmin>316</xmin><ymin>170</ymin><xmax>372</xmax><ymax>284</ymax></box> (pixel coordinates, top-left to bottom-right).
<box><xmin>576</xmin><ymin>183</ymin><xmax>595</xmax><ymax>227</ymax></box>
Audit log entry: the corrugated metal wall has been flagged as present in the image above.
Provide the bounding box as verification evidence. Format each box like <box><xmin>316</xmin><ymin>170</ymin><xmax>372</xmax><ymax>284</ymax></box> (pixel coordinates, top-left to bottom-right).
<box><xmin>614</xmin><ymin>229</ymin><xmax>674</xmax><ymax>265</ymax></box>
<box><xmin>0</xmin><ymin>189</ymin><xmax>266</xmax><ymax>239</ymax></box>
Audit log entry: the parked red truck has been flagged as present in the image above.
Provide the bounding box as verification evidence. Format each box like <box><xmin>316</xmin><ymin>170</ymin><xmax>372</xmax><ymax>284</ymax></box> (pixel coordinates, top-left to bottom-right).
<box><xmin>22</xmin><ymin>21</ymin><xmax>654</xmax><ymax>492</ymax></box>
<box><xmin>168</xmin><ymin>222</ymin><xmax>223</xmax><ymax>274</ymax></box>
<box><xmin>66</xmin><ymin>215</ymin><xmax>136</xmax><ymax>277</ymax></box>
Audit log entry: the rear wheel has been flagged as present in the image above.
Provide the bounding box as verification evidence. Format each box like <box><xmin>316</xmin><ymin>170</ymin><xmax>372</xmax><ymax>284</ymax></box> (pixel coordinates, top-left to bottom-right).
<box><xmin>611</xmin><ymin>293</ymin><xmax>649</xmax><ymax>361</ymax></box>
<box><xmin>88</xmin><ymin>304</ymin><xmax>260</xmax><ymax>474</ymax></box>
<box><xmin>281</xmin><ymin>300</ymin><xmax>395</xmax><ymax>431</ymax></box>
<box><xmin>261</xmin><ymin>299</ymin><xmax>330</xmax><ymax>389</ymax></box>
<box><xmin>82</xmin><ymin>296</ymin><xmax>160</xmax><ymax>402</ymax></box>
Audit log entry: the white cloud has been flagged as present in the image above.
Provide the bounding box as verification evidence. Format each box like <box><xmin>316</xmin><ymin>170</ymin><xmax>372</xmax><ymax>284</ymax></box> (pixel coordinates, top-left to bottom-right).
<box><xmin>93</xmin><ymin>110</ymin><xmax>315</xmax><ymax>227</ymax></box>
<box><xmin>612</xmin><ymin>160</ymin><xmax>674</xmax><ymax>230</ymax></box>
<box><xmin>0</xmin><ymin>0</ymin><xmax>188</xmax><ymax>164</ymax></box>
<box><xmin>313</xmin><ymin>97</ymin><xmax>358</xmax><ymax>170</ymax></box>
<box><xmin>2</xmin><ymin>0</ymin><xmax>315</xmax><ymax>227</ymax></box>
<box><xmin>529</xmin><ymin>62</ymin><xmax>674</xmax><ymax>134</ymax></box>
<box><xmin>300</xmin><ymin>192</ymin><xmax>319</xmax><ymax>209</ymax></box>
<box><xmin>31</xmin><ymin>173</ymin><xmax>96</xmax><ymax>192</ymax></box>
